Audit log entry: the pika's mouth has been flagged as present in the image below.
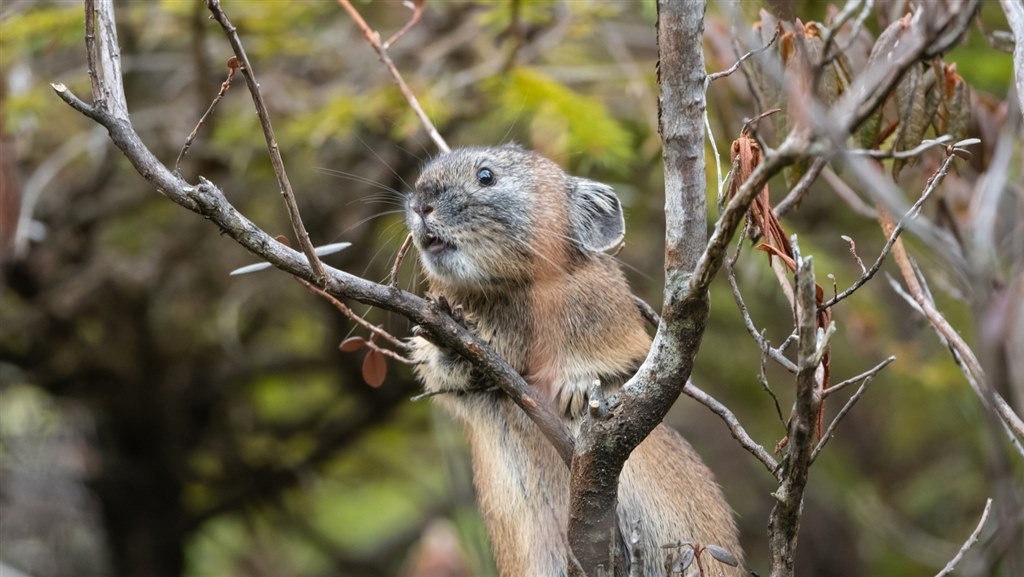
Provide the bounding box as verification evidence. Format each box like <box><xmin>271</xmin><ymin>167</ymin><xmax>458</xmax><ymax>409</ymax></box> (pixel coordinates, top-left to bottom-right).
<box><xmin>423</xmin><ymin>232</ymin><xmax>455</xmax><ymax>255</ymax></box>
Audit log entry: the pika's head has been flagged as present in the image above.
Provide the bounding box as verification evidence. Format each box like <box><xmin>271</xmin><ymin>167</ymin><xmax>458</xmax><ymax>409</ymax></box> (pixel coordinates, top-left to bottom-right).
<box><xmin>406</xmin><ymin>145</ymin><xmax>625</xmax><ymax>289</ymax></box>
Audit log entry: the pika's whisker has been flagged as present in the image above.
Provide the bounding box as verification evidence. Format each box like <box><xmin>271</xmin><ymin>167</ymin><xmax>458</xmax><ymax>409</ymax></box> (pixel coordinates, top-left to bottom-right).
<box><xmin>357</xmin><ymin>134</ymin><xmax>413</xmax><ymax>192</ymax></box>
<box><xmin>337</xmin><ymin>209</ymin><xmax>406</xmax><ymax>238</ymax></box>
<box><xmin>314</xmin><ymin>167</ymin><xmax>405</xmax><ymax>196</ymax></box>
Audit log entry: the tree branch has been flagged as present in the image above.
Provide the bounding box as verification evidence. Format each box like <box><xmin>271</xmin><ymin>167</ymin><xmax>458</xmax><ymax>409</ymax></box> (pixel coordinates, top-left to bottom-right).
<box><xmin>810</xmin><ymin>355</ymin><xmax>895</xmax><ymax>463</ymax></box>
<box><xmin>823</xmin><ymin>150</ymin><xmax>957</xmax><ymax>310</ymax></box>
<box><xmin>999</xmin><ymin>0</ymin><xmax>1024</xmax><ymax>121</ymax></box>
<box><xmin>767</xmin><ymin>244</ymin><xmax>822</xmax><ymax>577</ymax></box>
<box><xmin>567</xmin><ymin>2</ymin><xmax>715</xmax><ymax>573</ymax></box>
<box><xmin>336</xmin><ymin>0</ymin><xmax>450</xmax><ymax>153</ymax></box>
<box><xmin>52</xmin><ymin>3</ymin><xmax>574</xmax><ymax>467</ymax></box>
<box><xmin>205</xmin><ymin>0</ymin><xmax>327</xmax><ymax>285</ymax></box>
<box><xmin>684</xmin><ymin>380</ymin><xmax>780</xmax><ymax>477</ymax></box>
<box><xmin>934</xmin><ymin>498</ymin><xmax>993</xmax><ymax>577</ymax></box>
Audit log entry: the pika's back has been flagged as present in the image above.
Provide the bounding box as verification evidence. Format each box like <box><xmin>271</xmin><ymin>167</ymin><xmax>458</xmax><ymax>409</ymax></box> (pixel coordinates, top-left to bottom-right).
<box><xmin>405</xmin><ymin>145</ymin><xmax>626</xmax><ymax>291</ymax></box>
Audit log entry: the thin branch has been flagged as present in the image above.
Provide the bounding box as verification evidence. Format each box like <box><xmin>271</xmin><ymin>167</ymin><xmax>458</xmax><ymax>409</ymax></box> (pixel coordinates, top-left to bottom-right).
<box><xmin>705</xmin><ymin>23</ymin><xmax>780</xmax><ymax>84</ymax></box>
<box><xmin>337</xmin><ymin>0</ymin><xmax>450</xmax><ymax>153</ymax></box>
<box><xmin>886</xmin><ymin>274</ymin><xmax>1024</xmax><ymax>459</ymax></box>
<box><xmin>624</xmin><ymin>269</ymin><xmax>785</xmax><ymax>477</ymax></box>
<box><xmin>883</xmin><ymin>215</ymin><xmax>1024</xmax><ymax>448</ymax></box>
<box><xmin>632</xmin><ymin>294</ymin><xmax>662</xmax><ymax>328</ymax></box>
<box><xmin>824</xmin><ymin>356</ymin><xmax>895</xmax><ymax>398</ymax></box>
<box><xmin>175</xmin><ymin>56</ymin><xmax>239</xmax><ymax>174</ymax></box>
<box><xmin>725</xmin><ymin>222</ymin><xmax>799</xmax><ymax>373</ymax></box>
<box><xmin>811</xmin><ymin>355</ymin><xmax>895</xmax><ymax>462</ymax></box>
<box><xmin>822</xmin><ymin>166</ymin><xmax>877</xmax><ymax>218</ymax></box>
<box><xmin>757</xmin><ymin>338</ymin><xmax>787</xmax><ymax>427</ymax></box>
<box><xmin>684</xmin><ymin>381</ymin><xmax>780</xmax><ymax>478</ymax></box>
<box><xmin>389</xmin><ymin>233</ymin><xmax>414</xmax><ymax>288</ymax></box>
<box><xmin>364</xmin><ymin>339</ymin><xmax>414</xmax><ymax>364</ymax></box>
<box><xmin>999</xmin><ymin>0</ymin><xmax>1024</xmax><ymax>121</ymax></box>
<box><xmin>934</xmin><ymin>498</ymin><xmax>993</xmax><ymax>577</ymax></box>
<box><xmin>295</xmin><ymin>277</ymin><xmax>410</xmax><ymax>353</ymax></box>
<box><xmin>773</xmin><ymin>156</ymin><xmax>827</xmax><ymax>219</ymax></box>
<box><xmin>848</xmin><ymin>135</ymin><xmax>952</xmax><ymax>159</ymax></box>
<box><xmin>206</xmin><ymin>0</ymin><xmax>327</xmax><ymax>285</ymax></box>
<box><xmin>823</xmin><ymin>151</ymin><xmax>957</xmax><ymax>310</ymax></box>
<box><xmin>818</xmin><ymin>0</ymin><xmax>870</xmax><ymax>70</ymax></box>
<box><xmin>839</xmin><ymin>235</ymin><xmax>867</xmax><ymax>275</ymax></box>
<box><xmin>767</xmin><ymin>242</ymin><xmax>821</xmax><ymax>576</ymax></box>
<box><xmin>382</xmin><ymin>0</ymin><xmax>425</xmax><ymax>50</ymax></box>
<box><xmin>50</xmin><ymin>92</ymin><xmax>574</xmax><ymax>469</ymax></box>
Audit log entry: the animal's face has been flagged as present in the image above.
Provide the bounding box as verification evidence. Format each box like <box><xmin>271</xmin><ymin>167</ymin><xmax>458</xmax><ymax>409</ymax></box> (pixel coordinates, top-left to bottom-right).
<box><xmin>406</xmin><ymin>145</ymin><xmax>625</xmax><ymax>290</ymax></box>
<box><xmin>406</xmin><ymin>146</ymin><xmax>539</xmax><ymax>288</ymax></box>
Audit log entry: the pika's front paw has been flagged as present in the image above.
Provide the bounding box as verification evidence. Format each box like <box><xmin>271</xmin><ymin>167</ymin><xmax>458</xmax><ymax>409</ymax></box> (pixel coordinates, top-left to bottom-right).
<box><xmin>429</xmin><ymin>295</ymin><xmax>478</xmax><ymax>332</ymax></box>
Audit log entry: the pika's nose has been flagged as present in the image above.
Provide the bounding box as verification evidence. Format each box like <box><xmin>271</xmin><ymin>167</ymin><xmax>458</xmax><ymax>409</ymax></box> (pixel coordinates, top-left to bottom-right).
<box><xmin>414</xmin><ymin>202</ymin><xmax>434</xmax><ymax>218</ymax></box>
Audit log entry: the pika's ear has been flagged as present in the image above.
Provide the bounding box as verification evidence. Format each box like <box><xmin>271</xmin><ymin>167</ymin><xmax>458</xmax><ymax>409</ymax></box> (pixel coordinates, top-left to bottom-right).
<box><xmin>568</xmin><ymin>178</ymin><xmax>625</xmax><ymax>253</ymax></box>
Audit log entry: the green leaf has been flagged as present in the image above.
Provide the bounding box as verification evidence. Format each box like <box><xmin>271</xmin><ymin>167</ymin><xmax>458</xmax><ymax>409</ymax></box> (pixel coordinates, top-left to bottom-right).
<box><xmin>489</xmin><ymin>67</ymin><xmax>632</xmax><ymax>168</ymax></box>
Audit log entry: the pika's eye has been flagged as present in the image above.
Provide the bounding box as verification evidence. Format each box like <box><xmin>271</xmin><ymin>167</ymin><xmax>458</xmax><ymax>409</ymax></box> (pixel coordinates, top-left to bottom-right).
<box><xmin>476</xmin><ymin>167</ymin><xmax>496</xmax><ymax>187</ymax></box>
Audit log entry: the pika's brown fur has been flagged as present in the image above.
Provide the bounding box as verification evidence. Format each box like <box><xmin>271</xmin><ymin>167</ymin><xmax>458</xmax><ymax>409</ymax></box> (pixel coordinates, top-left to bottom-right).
<box><xmin>406</xmin><ymin>145</ymin><xmax>742</xmax><ymax>577</ymax></box>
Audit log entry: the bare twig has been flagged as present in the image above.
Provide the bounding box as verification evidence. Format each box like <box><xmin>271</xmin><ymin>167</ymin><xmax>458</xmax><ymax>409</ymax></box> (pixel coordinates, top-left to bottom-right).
<box><xmin>822</xmin><ymin>167</ymin><xmax>877</xmax><ymax>218</ymax></box>
<box><xmin>175</xmin><ymin>56</ymin><xmax>240</xmax><ymax>174</ymax></box>
<box><xmin>383</xmin><ymin>0</ymin><xmax>425</xmax><ymax>50</ymax></box>
<box><xmin>364</xmin><ymin>340</ymin><xmax>414</xmax><ymax>364</ymax></box>
<box><xmin>772</xmin><ymin>156</ymin><xmax>827</xmax><ymax>219</ymax></box>
<box><xmin>818</xmin><ymin>0</ymin><xmax>869</xmax><ymax>70</ymax></box>
<box><xmin>684</xmin><ymin>381</ymin><xmax>780</xmax><ymax>478</ymax></box>
<box><xmin>823</xmin><ymin>151</ymin><xmax>958</xmax><ymax>310</ymax></box>
<box><xmin>848</xmin><ymin>135</ymin><xmax>953</xmax><ymax>159</ymax></box>
<box><xmin>999</xmin><ymin>0</ymin><xmax>1024</xmax><ymax>121</ymax></box>
<box><xmin>725</xmin><ymin>226</ymin><xmax>799</xmax><ymax>373</ymax></box>
<box><xmin>389</xmin><ymin>233</ymin><xmax>414</xmax><ymax>288</ymax></box>
<box><xmin>757</xmin><ymin>339</ymin><xmax>787</xmax><ymax>426</ymax></box>
<box><xmin>206</xmin><ymin>0</ymin><xmax>327</xmax><ymax>285</ymax></box>
<box><xmin>839</xmin><ymin>235</ymin><xmax>867</xmax><ymax>275</ymax></box>
<box><xmin>934</xmin><ymin>498</ymin><xmax>993</xmax><ymax>577</ymax></box>
<box><xmin>767</xmin><ymin>242</ymin><xmax>821</xmax><ymax>576</ymax></box>
<box><xmin>337</xmin><ymin>0</ymin><xmax>450</xmax><ymax>153</ymax></box>
<box><xmin>295</xmin><ymin>277</ymin><xmax>410</xmax><ymax>353</ymax></box>
<box><xmin>824</xmin><ymin>356</ymin><xmax>895</xmax><ymax>399</ymax></box>
<box><xmin>883</xmin><ymin>206</ymin><xmax>1024</xmax><ymax>447</ymax></box>
<box><xmin>632</xmin><ymin>294</ymin><xmax>662</xmax><ymax>328</ymax></box>
<box><xmin>810</xmin><ymin>355</ymin><xmax>895</xmax><ymax>462</ymax></box>
<box><xmin>706</xmin><ymin>23</ymin><xmax>780</xmax><ymax>85</ymax></box>
<box><xmin>886</xmin><ymin>274</ymin><xmax>1024</xmax><ymax>460</ymax></box>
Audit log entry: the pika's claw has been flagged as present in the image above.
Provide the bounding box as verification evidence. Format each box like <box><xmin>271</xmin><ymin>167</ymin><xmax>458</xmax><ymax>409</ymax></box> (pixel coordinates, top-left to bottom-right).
<box><xmin>432</xmin><ymin>295</ymin><xmax>468</xmax><ymax>327</ymax></box>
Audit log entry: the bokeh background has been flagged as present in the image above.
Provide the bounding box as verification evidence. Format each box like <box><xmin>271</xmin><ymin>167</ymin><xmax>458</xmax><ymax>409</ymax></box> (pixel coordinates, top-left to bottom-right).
<box><xmin>1</xmin><ymin>1</ymin><xmax>1020</xmax><ymax>576</ymax></box>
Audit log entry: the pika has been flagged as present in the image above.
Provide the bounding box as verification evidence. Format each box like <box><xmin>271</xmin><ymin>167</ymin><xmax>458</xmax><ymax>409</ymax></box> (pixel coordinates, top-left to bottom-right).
<box><xmin>406</xmin><ymin>145</ymin><xmax>742</xmax><ymax>577</ymax></box>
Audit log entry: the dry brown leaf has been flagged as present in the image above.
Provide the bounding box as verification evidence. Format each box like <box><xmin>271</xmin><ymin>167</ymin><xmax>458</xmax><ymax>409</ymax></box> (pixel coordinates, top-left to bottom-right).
<box><xmin>339</xmin><ymin>336</ymin><xmax>366</xmax><ymax>352</ymax></box>
<box><xmin>362</xmin><ymin>349</ymin><xmax>387</xmax><ymax>388</ymax></box>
